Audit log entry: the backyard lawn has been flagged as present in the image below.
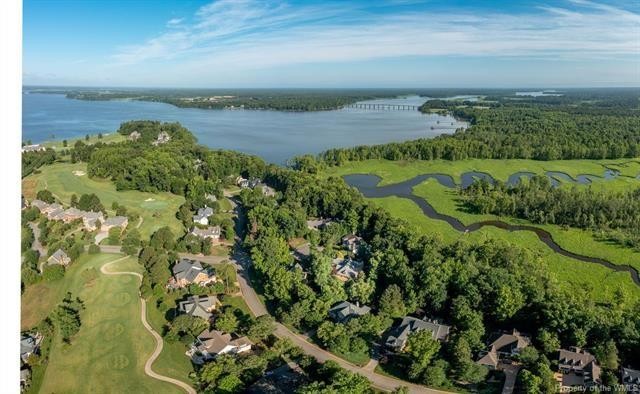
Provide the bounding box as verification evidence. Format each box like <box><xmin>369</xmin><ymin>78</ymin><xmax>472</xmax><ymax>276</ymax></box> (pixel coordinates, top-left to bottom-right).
<box><xmin>22</xmin><ymin>162</ymin><xmax>185</xmax><ymax>238</ymax></box>
<box><xmin>35</xmin><ymin>253</ymin><xmax>182</xmax><ymax>394</ymax></box>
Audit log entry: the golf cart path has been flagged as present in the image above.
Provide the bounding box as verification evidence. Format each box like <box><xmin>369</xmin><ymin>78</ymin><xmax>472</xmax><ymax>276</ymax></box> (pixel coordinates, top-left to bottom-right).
<box><xmin>100</xmin><ymin>257</ymin><xmax>196</xmax><ymax>394</ymax></box>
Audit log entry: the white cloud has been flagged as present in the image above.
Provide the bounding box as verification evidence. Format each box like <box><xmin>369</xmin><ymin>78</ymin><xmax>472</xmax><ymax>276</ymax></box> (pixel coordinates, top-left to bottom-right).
<box><xmin>109</xmin><ymin>0</ymin><xmax>639</xmax><ymax>72</ymax></box>
<box><xmin>166</xmin><ymin>17</ymin><xmax>184</xmax><ymax>27</ymax></box>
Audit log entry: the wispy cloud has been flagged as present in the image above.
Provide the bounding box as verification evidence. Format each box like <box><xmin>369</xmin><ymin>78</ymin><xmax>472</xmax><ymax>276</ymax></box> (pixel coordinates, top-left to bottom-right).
<box><xmin>111</xmin><ymin>0</ymin><xmax>639</xmax><ymax>70</ymax></box>
<box><xmin>166</xmin><ymin>17</ymin><xmax>184</xmax><ymax>27</ymax></box>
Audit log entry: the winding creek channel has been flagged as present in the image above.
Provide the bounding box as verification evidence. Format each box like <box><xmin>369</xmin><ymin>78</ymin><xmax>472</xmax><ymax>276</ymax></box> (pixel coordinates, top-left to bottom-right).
<box><xmin>343</xmin><ymin>169</ymin><xmax>640</xmax><ymax>287</ymax></box>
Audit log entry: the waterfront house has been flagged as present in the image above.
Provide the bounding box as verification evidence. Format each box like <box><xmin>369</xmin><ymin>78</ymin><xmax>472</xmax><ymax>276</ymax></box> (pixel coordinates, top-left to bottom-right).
<box><xmin>236</xmin><ymin>176</ymin><xmax>249</xmax><ymax>188</ymax></box>
<box><xmin>152</xmin><ymin>131</ymin><xmax>171</xmax><ymax>146</ymax></box>
<box><xmin>21</xmin><ymin>144</ymin><xmax>45</xmax><ymax>153</ymax></box>
<box><xmin>385</xmin><ymin>316</ymin><xmax>451</xmax><ymax>352</ymax></box>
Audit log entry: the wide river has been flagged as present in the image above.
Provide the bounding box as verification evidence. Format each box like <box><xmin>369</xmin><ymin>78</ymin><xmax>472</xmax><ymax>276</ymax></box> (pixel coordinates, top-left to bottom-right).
<box><xmin>22</xmin><ymin>93</ymin><xmax>465</xmax><ymax>163</ymax></box>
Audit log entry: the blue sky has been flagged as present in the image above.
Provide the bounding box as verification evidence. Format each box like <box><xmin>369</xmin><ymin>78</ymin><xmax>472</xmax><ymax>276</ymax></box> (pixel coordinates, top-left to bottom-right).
<box><xmin>23</xmin><ymin>0</ymin><xmax>640</xmax><ymax>87</ymax></box>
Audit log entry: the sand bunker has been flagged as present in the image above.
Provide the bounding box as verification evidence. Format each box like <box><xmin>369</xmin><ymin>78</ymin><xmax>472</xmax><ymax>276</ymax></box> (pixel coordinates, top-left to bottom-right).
<box><xmin>144</xmin><ymin>198</ymin><xmax>155</xmax><ymax>202</ymax></box>
<box><xmin>73</xmin><ymin>170</ymin><xmax>86</xmax><ymax>176</ymax></box>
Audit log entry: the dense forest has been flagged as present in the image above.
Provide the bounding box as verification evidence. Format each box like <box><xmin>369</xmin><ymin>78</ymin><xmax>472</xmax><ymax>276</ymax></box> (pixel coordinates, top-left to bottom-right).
<box><xmin>320</xmin><ymin>90</ymin><xmax>640</xmax><ymax>164</ymax></box>
<box><xmin>463</xmin><ymin>176</ymin><xmax>640</xmax><ymax>250</ymax></box>
<box><xmin>86</xmin><ymin>121</ymin><xmax>267</xmax><ymax>194</ymax></box>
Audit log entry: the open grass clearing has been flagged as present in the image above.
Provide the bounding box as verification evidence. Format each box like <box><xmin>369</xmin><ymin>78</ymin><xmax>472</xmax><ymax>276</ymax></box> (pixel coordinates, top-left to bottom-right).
<box><xmin>22</xmin><ymin>162</ymin><xmax>185</xmax><ymax>238</ymax></box>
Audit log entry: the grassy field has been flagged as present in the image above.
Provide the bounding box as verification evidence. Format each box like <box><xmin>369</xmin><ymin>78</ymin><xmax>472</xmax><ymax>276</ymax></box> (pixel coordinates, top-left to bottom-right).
<box><xmin>35</xmin><ymin>253</ymin><xmax>182</xmax><ymax>394</ymax></box>
<box><xmin>327</xmin><ymin>159</ymin><xmax>640</xmax><ymax>301</ymax></box>
<box><xmin>327</xmin><ymin>158</ymin><xmax>640</xmax><ymax>186</ymax></box>
<box><xmin>41</xmin><ymin>132</ymin><xmax>126</xmax><ymax>150</ymax></box>
<box><xmin>22</xmin><ymin>162</ymin><xmax>185</xmax><ymax>238</ymax></box>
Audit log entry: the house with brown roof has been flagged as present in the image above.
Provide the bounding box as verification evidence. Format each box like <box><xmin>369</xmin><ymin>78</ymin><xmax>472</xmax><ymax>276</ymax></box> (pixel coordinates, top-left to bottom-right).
<box><xmin>47</xmin><ymin>249</ymin><xmax>71</xmax><ymax>267</ymax></box>
<box><xmin>168</xmin><ymin>258</ymin><xmax>217</xmax><ymax>289</ymax></box>
<box><xmin>385</xmin><ymin>316</ymin><xmax>451</xmax><ymax>352</ymax></box>
<box><xmin>476</xmin><ymin>329</ymin><xmax>531</xmax><ymax>369</ymax></box>
<box><xmin>555</xmin><ymin>347</ymin><xmax>601</xmax><ymax>389</ymax></box>
<box><xmin>186</xmin><ymin>329</ymin><xmax>253</xmax><ymax>364</ymax></box>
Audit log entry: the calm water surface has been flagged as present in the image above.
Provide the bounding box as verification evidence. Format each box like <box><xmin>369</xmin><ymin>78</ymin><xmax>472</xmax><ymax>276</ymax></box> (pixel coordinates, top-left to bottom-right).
<box><xmin>22</xmin><ymin>93</ymin><xmax>465</xmax><ymax>163</ymax></box>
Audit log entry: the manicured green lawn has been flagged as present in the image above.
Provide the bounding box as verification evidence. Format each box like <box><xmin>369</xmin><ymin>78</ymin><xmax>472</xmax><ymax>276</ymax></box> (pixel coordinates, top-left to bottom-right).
<box><xmin>327</xmin><ymin>158</ymin><xmax>640</xmax><ymax>301</ymax></box>
<box><xmin>41</xmin><ymin>132</ymin><xmax>126</xmax><ymax>150</ymax></box>
<box><xmin>22</xmin><ymin>162</ymin><xmax>185</xmax><ymax>238</ymax></box>
<box><xmin>37</xmin><ymin>254</ymin><xmax>181</xmax><ymax>393</ymax></box>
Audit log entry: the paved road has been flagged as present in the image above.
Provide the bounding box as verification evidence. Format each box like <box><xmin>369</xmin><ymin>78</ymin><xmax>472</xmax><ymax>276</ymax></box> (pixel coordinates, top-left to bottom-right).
<box><xmin>100</xmin><ymin>256</ymin><xmax>196</xmax><ymax>394</ymax></box>
<box><xmin>500</xmin><ymin>363</ymin><xmax>521</xmax><ymax>394</ymax></box>
<box><xmin>28</xmin><ymin>222</ymin><xmax>46</xmax><ymax>256</ymax></box>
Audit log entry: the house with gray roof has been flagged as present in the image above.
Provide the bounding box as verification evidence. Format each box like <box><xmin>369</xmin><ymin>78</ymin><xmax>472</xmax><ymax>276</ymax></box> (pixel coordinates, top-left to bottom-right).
<box><xmin>30</xmin><ymin>199</ymin><xmax>48</xmax><ymax>212</ymax></box>
<box><xmin>169</xmin><ymin>258</ymin><xmax>217</xmax><ymax>288</ymax></box>
<box><xmin>152</xmin><ymin>131</ymin><xmax>171</xmax><ymax>146</ymax></box>
<box><xmin>193</xmin><ymin>207</ymin><xmax>214</xmax><ymax>225</ymax></box>
<box><xmin>622</xmin><ymin>367</ymin><xmax>640</xmax><ymax>392</ymax></box>
<box><xmin>385</xmin><ymin>316</ymin><xmax>451</xmax><ymax>352</ymax></box>
<box><xmin>328</xmin><ymin>301</ymin><xmax>371</xmax><ymax>323</ymax></box>
<box><xmin>341</xmin><ymin>234</ymin><xmax>363</xmax><ymax>254</ymax></box>
<box><xmin>102</xmin><ymin>216</ymin><xmax>128</xmax><ymax>231</ymax></box>
<box><xmin>332</xmin><ymin>258</ymin><xmax>363</xmax><ymax>281</ymax></box>
<box><xmin>191</xmin><ymin>226</ymin><xmax>221</xmax><ymax>242</ymax></box>
<box><xmin>81</xmin><ymin>211</ymin><xmax>104</xmax><ymax>231</ymax></box>
<box><xmin>45</xmin><ymin>204</ymin><xmax>65</xmax><ymax>220</ymax></box>
<box><xmin>62</xmin><ymin>207</ymin><xmax>84</xmax><ymax>223</ymax></box>
<box><xmin>256</xmin><ymin>183</ymin><xmax>276</xmax><ymax>197</ymax></box>
<box><xmin>179</xmin><ymin>295</ymin><xmax>222</xmax><ymax>320</ymax></box>
<box><xmin>20</xmin><ymin>333</ymin><xmax>42</xmax><ymax>363</ymax></box>
<box><xmin>187</xmin><ymin>329</ymin><xmax>253</xmax><ymax>363</ymax></box>
<box><xmin>22</xmin><ymin>144</ymin><xmax>45</xmax><ymax>153</ymax></box>
<box><xmin>557</xmin><ymin>347</ymin><xmax>601</xmax><ymax>389</ymax></box>
<box><xmin>236</xmin><ymin>176</ymin><xmax>249</xmax><ymax>188</ymax></box>
<box><xmin>47</xmin><ymin>249</ymin><xmax>71</xmax><ymax>267</ymax></box>
<box><xmin>476</xmin><ymin>329</ymin><xmax>531</xmax><ymax>369</ymax></box>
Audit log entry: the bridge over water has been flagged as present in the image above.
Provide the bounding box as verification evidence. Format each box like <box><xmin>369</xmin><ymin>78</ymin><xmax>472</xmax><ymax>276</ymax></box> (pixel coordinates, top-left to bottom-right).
<box><xmin>345</xmin><ymin>103</ymin><xmax>419</xmax><ymax>111</ymax></box>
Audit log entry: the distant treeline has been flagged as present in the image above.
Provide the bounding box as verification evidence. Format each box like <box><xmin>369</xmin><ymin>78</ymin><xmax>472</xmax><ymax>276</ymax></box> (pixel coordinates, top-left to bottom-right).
<box><xmin>61</xmin><ymin>89</ymin><xmax>406</xmax><ymax>112</ymax></box>
<box><xmin>320</xmin><ymin>90</ymin><xmax>640</xmax><ymax>164</ymax></box>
